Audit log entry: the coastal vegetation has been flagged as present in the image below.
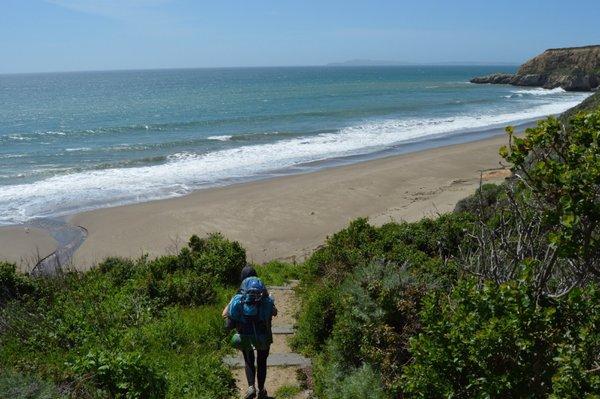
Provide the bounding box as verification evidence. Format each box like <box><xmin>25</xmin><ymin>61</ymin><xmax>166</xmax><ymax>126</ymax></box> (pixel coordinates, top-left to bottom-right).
<box><xmin>0</xmin><ymin>233</ymin><xmax>245</xmax><ymax>398</ymax></box>
<box><xmin>1</xmin><ymin>108</ymin><xmax>600</xmax><ymax>398</ymax></box>
<box><xmin>291</xmin><ymin>107</ymin><xmax>600</xmax><ymax>397</ymax></box>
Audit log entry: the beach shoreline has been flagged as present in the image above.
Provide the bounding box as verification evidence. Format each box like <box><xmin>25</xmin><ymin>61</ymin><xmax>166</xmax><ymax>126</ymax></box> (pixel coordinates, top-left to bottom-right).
<box><xmin>0</xmin><ymin>131</ymin><xmax>512</xmax><ymax>270</ymax></box>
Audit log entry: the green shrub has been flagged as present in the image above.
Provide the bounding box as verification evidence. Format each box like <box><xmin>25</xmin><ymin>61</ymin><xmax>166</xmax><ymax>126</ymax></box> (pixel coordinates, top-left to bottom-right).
<box><xmin>70</xmin><ymin>350</ymin><xmax>167</xmax><ymax>399</ymax></box>
<box><xmin>454</xmin><ymin>183</ymin><xmax>505</xmax><ymax>219</ymax></box>
<box><xmin>402</xmin><ymin>278</ymin><xmax>600</xmax><ymax>398</ymax></box>
<box><xmin>118</xmin><ymin>305</ymin><xmax>234</xmax><ymax>398</ymax></box>
<box><xmin>165</xmin><ymin>353</ymin><xmax>235</xmax><ymax>399</ymax></box>
<box><xmin>294</xmin><ymin>215</ymin><xmax>477</xmax><ymax>397</ymax></box>
<box><xmin>0</xmin><ymin>262</ymin><xmax>35</xmax><ymax>304</ymax></box>
<box><xmin>0</xmin><ymin>369</ymin><xmax>64</xmax><ymax>399</ymax></box>
<box><xmin>549</xmin><ymin>285</ymin><xmax>600</xmax><ymax>398</ymax></box>
<box><xmin>501</xmin><ymin>112</ymin><xmax>600</xmax><ymax>265</ymax></box>
<box><xmin>144</xmin><ymin>269</ymin><xmax>216</xmax><ymax>306</ymax></box>
<box><xmin>305</xmin><ymin>262</ymin><xmax>426</xmax><ymax>396</ymax></box>
<box><xmin>302</xmin><ymin>215</ymin><xmax>474</xmax><ymax>289</ymax></box>
<box><xmin>133</xmin><ymin>309</ymin><xmax>191</xmax><ymax>352</ymax></box>
<box><xmin>291</xmin><ymin>282</ymin><xmax>338</xmax><ymax>354</ymax></box>
<box><xmin>304</xmin><ymin>218</ymin><xmax>381</xmax><ymax>283</ymax></box>
<box><xmin>97</xmin><ymin>257</ymin><xmax>136</xmax><ymax>285</ymax></box>
<box><xmin>343</xmin><ymin>262</ymin><xmax>425</xmax><ymax>392</ymax></box>
<box><xmin>294</xmin><ymin>214</ymin><xmax>473</xmax><ymax>353</ymax></box>
<box><xmin>187</xmin><ymin>233</ymin><xmax>246</xmax><ymax>285</ymax></box>
<box><xmin>314</xmin><ymin>361</ymin><xmax>386</xmax><ymax>399</ymax></box>
<box><xmin>145</xmin><ymin>255</ymin><xmax>184</xmax><ymax>279</ymax></box>
<box><xmin>378</xmin><ymin>215</ymin><xmax>470</xmax><ymax>259</ymax></box>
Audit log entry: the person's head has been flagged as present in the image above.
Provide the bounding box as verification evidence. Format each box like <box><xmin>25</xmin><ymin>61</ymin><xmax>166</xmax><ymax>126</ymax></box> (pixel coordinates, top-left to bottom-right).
<box><xmin>240</xmin><ymin>264</ymin><xmax>257</xmax><ymax>282</ymax></box>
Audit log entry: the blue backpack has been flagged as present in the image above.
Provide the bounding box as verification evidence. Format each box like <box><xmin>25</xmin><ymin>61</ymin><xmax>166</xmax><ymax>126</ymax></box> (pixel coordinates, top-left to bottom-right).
<box><xmin>229</xmin><ymin>277</ymin><xmax>274</xmax><ymax>336</ymax></box>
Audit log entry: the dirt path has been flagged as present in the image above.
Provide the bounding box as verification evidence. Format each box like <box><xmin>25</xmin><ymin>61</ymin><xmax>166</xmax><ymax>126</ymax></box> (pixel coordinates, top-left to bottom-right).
<box><xmin>223</xmin><ymin>281</ymin><xmax>311</xmax><ymax>398</ymax></box>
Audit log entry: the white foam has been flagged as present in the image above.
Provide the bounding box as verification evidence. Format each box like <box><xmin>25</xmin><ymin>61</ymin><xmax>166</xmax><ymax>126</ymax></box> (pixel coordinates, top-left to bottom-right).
<box><xmin>0</xmin><ymin>94</ymin><xmax>591</xmax><ymax>224</ymax></box>
<box><xmin>0</xmin><ymin>153</ymin><xmax>25</xmax><ymax>159</ymax></box>
<box><xmin>65</xmin><ymin>147</ymin><xmax>91</xmax><ymax>152</ymax></box>
<box><xmin>7</xmin><ymin>134</ymin><xmax>32</xmax><ymax>141</ymax></box>
<box><xmin>207</xmin><ymin>135</ymin><xmax>233</xmax><ymax>141</ymax></box>
<box><xmin>511</xmin><ymin>87</ymin><xmax>566</xmax><ymax>96</ymax></box>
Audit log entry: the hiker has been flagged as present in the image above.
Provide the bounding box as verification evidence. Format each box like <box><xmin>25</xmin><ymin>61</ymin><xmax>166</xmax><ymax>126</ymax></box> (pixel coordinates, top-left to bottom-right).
<box><xmin>223</xmin><ymin>265</ymin><xmax>272</xmax><ymax>329</ymax></box>
<box><xmin>223</xmin><ymin>267</ymin><xmax>277</xmax><ymax>399</ymax></box>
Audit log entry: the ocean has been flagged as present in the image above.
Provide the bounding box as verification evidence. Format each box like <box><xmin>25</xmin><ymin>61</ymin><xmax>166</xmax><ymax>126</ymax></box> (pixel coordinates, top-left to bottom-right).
<box><xmin>0</xmin><ymin>66</ymin><xmax>591</xmax><ymax>225</ymax></box>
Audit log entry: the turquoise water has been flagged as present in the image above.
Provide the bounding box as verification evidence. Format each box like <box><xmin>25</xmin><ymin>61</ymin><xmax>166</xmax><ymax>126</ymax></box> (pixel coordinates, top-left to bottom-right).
<box><xmin>0</xmin><ymin>66</ymin><xmax>590</xmax><ymax>224</ymax></box>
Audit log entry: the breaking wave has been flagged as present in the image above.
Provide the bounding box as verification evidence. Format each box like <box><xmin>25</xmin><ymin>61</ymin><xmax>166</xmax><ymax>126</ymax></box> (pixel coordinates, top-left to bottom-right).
<box><xmin>0</xmin><ymin>94</ymin><xmax>589</xmax><ymax>225</ymax></box>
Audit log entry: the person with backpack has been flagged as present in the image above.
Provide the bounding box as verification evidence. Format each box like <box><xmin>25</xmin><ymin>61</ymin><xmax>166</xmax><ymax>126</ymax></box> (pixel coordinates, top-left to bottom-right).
<box><xmin>223</xmin><ymin>269</ymin><xmax>277</xmax><ymax>399</ymax></box>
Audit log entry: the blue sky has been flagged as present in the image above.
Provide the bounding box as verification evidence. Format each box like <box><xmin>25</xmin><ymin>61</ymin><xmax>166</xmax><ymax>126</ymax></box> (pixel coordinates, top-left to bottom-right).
<box><xmin>1</xmin><ymin>0</ymin><xmax>599</xmax><ymax>73</ymax></box>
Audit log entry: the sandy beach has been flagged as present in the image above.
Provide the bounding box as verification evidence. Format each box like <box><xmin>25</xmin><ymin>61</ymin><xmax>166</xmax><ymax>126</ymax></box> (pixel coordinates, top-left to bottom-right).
<box><xmin>0</xmin><ymin>133</ymin><xmax>510</xmax><ymax>269</ymax></box>
<box><xmin>2</xmin><ymin>134</ymin><xmax>510</xmax><ymax>269</ymax></box>
<box><xmin>0</xmin><ymin>226</ymin><xmax>57</xmax><ymax>271</ymax></box>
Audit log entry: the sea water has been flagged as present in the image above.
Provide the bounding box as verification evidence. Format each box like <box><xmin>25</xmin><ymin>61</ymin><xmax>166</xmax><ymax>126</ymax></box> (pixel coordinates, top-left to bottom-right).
<box><xmin>0</xmin><ymin>66</ymin><xmax>591</xmax><ymax>224</ymax></box>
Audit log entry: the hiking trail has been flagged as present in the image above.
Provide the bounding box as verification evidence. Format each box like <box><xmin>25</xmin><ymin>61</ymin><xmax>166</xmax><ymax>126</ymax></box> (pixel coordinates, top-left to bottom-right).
<box><xmin>223</xmin><ymin>280</ymin><xmax>311</xmax><ymax>398</ymax></box>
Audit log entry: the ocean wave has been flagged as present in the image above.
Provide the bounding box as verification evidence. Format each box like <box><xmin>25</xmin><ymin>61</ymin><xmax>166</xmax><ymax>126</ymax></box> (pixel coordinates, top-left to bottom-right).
<box><xmin>7</xmin><ymin>134</ymin><xmax>33</xmax><ymax>141</ymax></box>
<box><xmin>0</xmin><ymin>94</ymin><xmax>590</xmax><ymax>225</ymax></box>
<box><xmin>207</xmin><ymin>135</ymin><xmax>233</xmax><ymax>141</ymax></box>
<box><xmin>0</xmin><ymin>99</ymin><xmax>504</xmax><ymax>143</ymax></box>
<box><xmin>0</xmin><ymin>153</ymin><xmax>25</xmax><ymax>159</ymax></box>
<box><xmin>511</xmin><ymin>87</ymin><xmax>566</xmax><ymax>96</ymax></box>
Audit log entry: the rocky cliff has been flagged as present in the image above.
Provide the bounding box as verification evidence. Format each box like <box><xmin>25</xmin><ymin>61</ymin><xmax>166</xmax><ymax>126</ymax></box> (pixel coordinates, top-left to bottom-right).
<box><xmin>471</xmin><ymin>45</ymin><xmax>600</xmax><ymax>91</ymax></box>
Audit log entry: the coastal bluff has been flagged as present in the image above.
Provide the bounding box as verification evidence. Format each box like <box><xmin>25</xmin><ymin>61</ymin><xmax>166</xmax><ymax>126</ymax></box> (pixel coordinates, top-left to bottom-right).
<box><xmin>471</xmin><ymin>45</ymin><xmax>600</xmax><ymax>91</ymax></box>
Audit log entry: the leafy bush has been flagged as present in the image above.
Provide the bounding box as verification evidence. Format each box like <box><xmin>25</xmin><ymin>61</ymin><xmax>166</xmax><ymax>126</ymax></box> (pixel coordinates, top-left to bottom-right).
<box><xmin>97</xmin><ymin>257</ymin><xmax>136</xmax><ymax>285</ymax></box>
<box><xmin>304</xmin><ymin>218</ymin><xmax>381</xmax><ymax>283</ymax></box>
<box><xmin>294</xmin><ymin>215</ymin><xmax>475</xmax><ymax>397</ymax></box>
<box><xmin>187</xmin><ymin>233</ymin><xmax>246</xmax><ymax>285</ymax></box>
<box><xmin>70</xmin><ymin>350</ymin><xmax>167</xmax><ymax>399</ymax></box>
<box><xmin>294</xmin><ymin>214</ymin><xmax>473</xmax><ymax>352</ymax></box>
<box><xmin>500</xmin><ymin>111</ymin><xmax>600</xmax><ymax>273</ymax></box>
<box><xmin>303</xmin><ymin>214</ymin><xmax>473</xmax><ymax>287</ymax></box>
<box><xmin>402</xmin><ymin>278</ymin><xmax>600</xmax><ymax>398</ymax></box>
<box><xmin>313</xmin><ymin>362</ymin><xmax>386</xmax><ymax>399</ymax></box>
<box><xmin>0</xmin><ymin>369</ymin><xmax>64</xmax><ymax>399</ymax></box>
<box><xmin>0</xmin><ymin>262</ymin><xmax>35</xmax><ymax>305</ymax></box>
<box><xmin>300</xmin><ymin>262</ymin><xmax>427</xmax><ymax>396</ymax></box>
<box><xmin>292</xmin><ymin>281</ymin><xmax>339</xmax><ymax>354</ymax></box>
<box><xmin>454</xmin><ymin>183</ymin><xmax>505</xmax><ymax>219</ymax></box>
<box><xmin>338</xmin><ymin>262</ymin><xmax>426</xmax><ymax>392</ymax></box>
<box><xmin>131</xmin><ymin>308</ymin><xmax>191</xmax><ymax>352</ymax></box>
<box><xmin>460</xmin><ymin>112</ymin><xmax>600</xmax><ymax>299</ymax></box>
<box><xmin>144</xmin><ymin>268</ymin><xmax>216</xmax><ymax>306</ymax></box>
<box><xmin>164</xmin><ymin>354</ymin><xmax>234</xmax><ymax>399</ymax></box>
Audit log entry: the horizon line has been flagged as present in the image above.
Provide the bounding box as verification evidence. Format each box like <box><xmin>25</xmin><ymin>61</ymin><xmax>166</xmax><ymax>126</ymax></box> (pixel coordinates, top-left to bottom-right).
<box><xmin>0</xmin><ymin>62</ymin><xmax>520</xmax><ymax>76</ymax></box>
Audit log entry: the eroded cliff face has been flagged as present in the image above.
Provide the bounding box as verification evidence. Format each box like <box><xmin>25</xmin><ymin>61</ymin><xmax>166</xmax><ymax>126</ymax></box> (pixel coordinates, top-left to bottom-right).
<box><xmin>471</xmin><ymin>45</ymin><xmax>600</xmax><ymax>91</ymax></box>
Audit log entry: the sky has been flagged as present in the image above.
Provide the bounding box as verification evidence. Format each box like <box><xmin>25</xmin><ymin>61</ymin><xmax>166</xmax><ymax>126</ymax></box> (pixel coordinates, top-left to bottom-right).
<box><xmin>1</xmin><ymin>0</ymin><xmax>599</xmax><ymax>73</ymax></box>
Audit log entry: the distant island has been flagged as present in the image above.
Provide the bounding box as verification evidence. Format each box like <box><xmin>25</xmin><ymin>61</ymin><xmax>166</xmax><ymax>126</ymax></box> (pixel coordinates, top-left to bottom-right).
<box><xmin>326</xmin><ymin>59</ymin><xmax>413</xmax><ymax>66</ymax></box>
<box><xmin>471</xmin><ymin>45</ymin><xmax>600</xmax><ymax>91</ymax></box>
<box><xmin>327</xmin><ymin>59</ymin><xmax>517</xmax><ymax>67</ymax></box>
